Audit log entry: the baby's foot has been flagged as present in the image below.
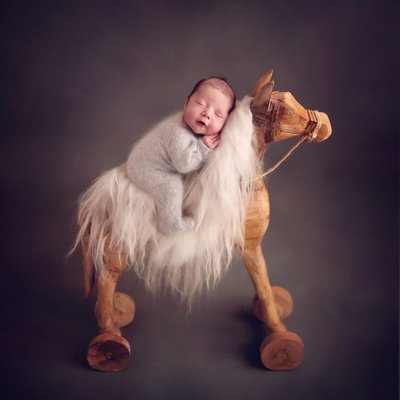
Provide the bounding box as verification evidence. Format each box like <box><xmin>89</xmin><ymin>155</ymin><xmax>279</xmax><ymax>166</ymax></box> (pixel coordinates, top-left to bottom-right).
<box><xmin>180</xmin><ymin>216</ymin><xmax>194</xmax><ymax>231</ymax></box>
<box><xmin>158</xmin><ymin>215</ymin><xmax>194</xmax><ymax>234</ymax></box>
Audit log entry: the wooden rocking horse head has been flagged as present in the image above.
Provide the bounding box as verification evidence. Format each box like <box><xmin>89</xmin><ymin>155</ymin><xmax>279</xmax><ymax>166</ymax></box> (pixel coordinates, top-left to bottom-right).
<box><xmin>250</xmin><ymin>70</ymin><xmax>332</xmax><ymax>159</ymax></box>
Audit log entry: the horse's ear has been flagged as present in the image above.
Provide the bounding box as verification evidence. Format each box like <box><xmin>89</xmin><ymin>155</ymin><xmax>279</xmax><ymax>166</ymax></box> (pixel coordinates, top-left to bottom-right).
<box><xmin>252</xmin><ymin>69</ymin><xmax>273</xmax><ymax>97</ymax></box>
<box><xmin>252</xmin><ymin>80</ymin><xmax>275</xmax><ymax>109</ymax></box>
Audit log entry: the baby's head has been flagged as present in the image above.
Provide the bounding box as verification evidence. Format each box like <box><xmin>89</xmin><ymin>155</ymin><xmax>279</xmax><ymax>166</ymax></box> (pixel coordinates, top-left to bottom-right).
<box><xmin>183</xmin><ymin>77</ymin><xmax>236</xmax><ymax>136</ymax></box>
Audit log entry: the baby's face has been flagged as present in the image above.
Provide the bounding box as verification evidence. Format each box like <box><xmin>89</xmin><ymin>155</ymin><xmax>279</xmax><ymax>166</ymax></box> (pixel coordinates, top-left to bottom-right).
<box><xmin>183</xmin><ymin>83</ymin><xmax>232</xmax><ymax>136</ymax></box>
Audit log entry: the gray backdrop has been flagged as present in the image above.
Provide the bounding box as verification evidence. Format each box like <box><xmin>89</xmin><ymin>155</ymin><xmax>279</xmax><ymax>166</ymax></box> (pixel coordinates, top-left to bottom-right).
<box><xmin>1</xmin><ymin>0</ymin><xmax>398</xmax><ymax>399</ymax></box>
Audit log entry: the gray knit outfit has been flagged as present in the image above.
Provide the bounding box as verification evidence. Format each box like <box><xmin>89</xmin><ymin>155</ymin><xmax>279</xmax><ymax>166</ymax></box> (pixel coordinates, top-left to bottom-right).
<box><xmin>126</xmin><ymin>112</ymin><xmax>211</xmax><ymax>234</ymax></box>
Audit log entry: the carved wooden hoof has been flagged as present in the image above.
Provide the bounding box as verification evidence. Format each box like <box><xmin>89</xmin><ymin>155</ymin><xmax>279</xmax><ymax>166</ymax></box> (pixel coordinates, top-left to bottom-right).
<box><xmin>260</xmin><ymin>331</ymin><xmax>304</xmax><ymax>371</ymax></box>
<box><xmin>252</xmin><ymin>286</ymin><xmax>293</xmax><ymax>322</ymax></box>
<box><xmin>113</xmin><ymin>292</ymin><xmax>136</xmax><ymax>328</ymax></box>
<box><xmin>87</xmin><ymin>333</ymin><xmax>131</xmax><ymax>372</ymax></box>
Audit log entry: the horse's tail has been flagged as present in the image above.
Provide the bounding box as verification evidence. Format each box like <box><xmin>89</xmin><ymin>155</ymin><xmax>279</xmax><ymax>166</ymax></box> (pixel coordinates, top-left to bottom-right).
<box><xmin>69</xmin><ymin>164</ymin><xmax>158</xmax><ymax>287</ymax></box>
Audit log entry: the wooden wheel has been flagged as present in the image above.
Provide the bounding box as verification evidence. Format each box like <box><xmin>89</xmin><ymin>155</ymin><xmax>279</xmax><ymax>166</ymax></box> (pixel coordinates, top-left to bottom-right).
<box><xmin>252</xmin><ymin>286</ymin><xmax>293</xmax><ymax>322</ymax></box>
<box><xmin>260</xmin><ymin>331</ymin><xmax>304</xmax><ymax>371</ymax></box>
<box><xmin>87</xmin><ymin>333</ymin><xmax>131</xmax><ymax>372</ymax></box>
<box><xmin>113</xmin><ymin>292</ymin><xmax>136</xmax><ymax>328</ymax></box>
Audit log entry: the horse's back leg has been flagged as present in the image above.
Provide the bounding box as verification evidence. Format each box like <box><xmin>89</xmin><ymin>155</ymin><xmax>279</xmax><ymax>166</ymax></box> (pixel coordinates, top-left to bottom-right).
<box><xmin>86</xmin><ymin>249</ymin><xmax>136</xmax><ymax>372</ymax></box>
<box><xmin>81</xmin><ymin>232</ymin><xmax>95</xmax><ymax>298</ymax></box>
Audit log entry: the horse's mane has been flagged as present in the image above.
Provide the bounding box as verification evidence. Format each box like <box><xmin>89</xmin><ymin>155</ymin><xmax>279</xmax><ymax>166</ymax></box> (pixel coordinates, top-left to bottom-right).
<box><xmin>73</xmin><ymin>96</ymin><xmax>259</xmax><ymax>305</ymax></box>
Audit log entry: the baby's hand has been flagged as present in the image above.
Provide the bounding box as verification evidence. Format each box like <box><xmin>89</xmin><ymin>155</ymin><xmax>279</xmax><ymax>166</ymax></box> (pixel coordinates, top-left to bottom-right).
<box><xmin>202</xmin><ymin>133</ymin><xmax>221</xmax><ymax>149</ymax></box>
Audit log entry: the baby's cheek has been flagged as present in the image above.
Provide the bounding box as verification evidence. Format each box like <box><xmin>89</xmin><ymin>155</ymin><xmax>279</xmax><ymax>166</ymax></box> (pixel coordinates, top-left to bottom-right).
<box><xmin>217</xmin><ymin>120</ymin><xmax>225</xmax><ymax>131</ymax></box>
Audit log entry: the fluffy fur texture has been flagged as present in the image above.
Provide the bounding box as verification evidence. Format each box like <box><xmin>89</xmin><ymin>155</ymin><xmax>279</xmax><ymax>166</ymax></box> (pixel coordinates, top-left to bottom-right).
<box><xmin>72</xmin><ymin>96</ymin><xmax>259</xmax><ymax>304</ymax></box>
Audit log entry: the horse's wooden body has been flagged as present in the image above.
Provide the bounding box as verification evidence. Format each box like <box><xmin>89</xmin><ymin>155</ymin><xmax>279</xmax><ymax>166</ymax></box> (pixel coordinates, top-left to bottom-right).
<box><xmin>80</xmin><ymin>70</ymin><xmax>332</xmax><ymax>372</ymax></box>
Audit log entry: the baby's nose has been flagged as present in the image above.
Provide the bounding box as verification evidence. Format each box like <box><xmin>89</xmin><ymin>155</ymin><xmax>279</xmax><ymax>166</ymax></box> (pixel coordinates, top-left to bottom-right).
<box><xmin>202</xmin><ymin>109</ymin><xmax>211</xmax><ymax>118</ymax></box>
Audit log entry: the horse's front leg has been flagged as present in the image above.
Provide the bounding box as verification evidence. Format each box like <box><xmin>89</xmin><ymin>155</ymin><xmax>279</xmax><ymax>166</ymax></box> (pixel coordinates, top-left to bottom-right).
<box><xmin>242</xmin><ymin>179</ymin><xmax>304</xmax><ymax>371</ymax></box>
<box><xmin>85</xmin><ymin>244</ymin><xmax>136</xmax><ymax>372</ymax></box>
<box><xmin>242</xmin><ymin>244</ymin><xmax>286</xmax><ymax>333</ymax></box>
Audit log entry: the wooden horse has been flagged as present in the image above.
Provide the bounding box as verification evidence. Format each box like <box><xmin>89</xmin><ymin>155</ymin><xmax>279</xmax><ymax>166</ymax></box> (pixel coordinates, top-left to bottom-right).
<box><xmin>79</xmin><ymin>70</ymin><xmax>332</xmax><ymax>372</ymax></box>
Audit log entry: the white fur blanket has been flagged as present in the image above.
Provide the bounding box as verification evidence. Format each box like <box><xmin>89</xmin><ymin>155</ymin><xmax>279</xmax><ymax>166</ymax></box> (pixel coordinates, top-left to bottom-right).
<box><xmin>73</xmin><ymin>96</ymin><xmax>259</xmax><ymax>304</ymax></box>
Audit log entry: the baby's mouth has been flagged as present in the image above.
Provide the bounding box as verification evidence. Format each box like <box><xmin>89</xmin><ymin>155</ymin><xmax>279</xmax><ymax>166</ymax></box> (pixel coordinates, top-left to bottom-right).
<box><xmin>197</xmin><ymin>120</ymin><xmax>206</xmax><ymax>128</ymax></box>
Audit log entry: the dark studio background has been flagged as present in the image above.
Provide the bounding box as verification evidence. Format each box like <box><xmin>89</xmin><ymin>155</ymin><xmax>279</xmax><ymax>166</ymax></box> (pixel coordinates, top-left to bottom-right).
<box><xmin>1</xmin><ymin>1</ymin><xmax>398</xmax><ymax>399</ymax></box>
